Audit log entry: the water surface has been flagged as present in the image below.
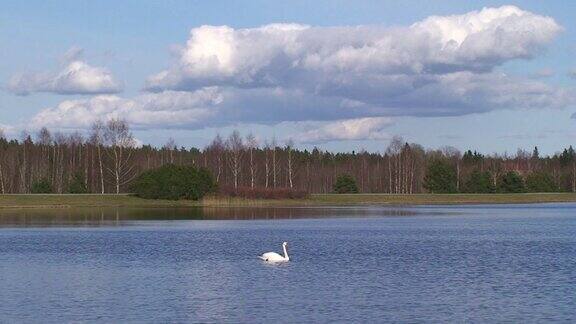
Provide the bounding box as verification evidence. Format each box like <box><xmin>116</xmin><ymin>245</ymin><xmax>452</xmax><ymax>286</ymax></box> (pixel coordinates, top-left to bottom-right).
<box><xmin>1</xmin><ymin>204</ymin><xmax>575</xmax><ymax>322</ymax></box>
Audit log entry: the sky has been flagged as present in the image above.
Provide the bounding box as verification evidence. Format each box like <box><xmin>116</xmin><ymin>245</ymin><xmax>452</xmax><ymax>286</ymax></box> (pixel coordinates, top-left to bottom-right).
<box><xmin>1</xmin><ymin>0</ymin><xmax>576</xmax><ymax>155</ymax></box>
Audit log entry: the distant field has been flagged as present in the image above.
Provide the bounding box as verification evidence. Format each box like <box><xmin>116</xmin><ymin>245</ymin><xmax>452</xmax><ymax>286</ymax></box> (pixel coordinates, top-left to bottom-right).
<box><xmin>1</xmin><ymin>193</ymin><xmax>576</xmax><ymax>209</ymax></box>
<box><xmin>0</xmin><ymin>194</ymin><xmax>195</xmax><ymax>209</ymax></box>
<box><xmin>308</xmin><ymin>193</ymin><xmax>576</xmax><ymax>205</ymax></box>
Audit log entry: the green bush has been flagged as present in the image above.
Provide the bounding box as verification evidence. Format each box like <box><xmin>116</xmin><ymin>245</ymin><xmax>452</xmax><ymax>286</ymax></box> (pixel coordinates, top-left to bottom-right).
<box><xmin>525</xmin><ymin>172</ymin><xmax>558</xmax><ymax>192</ymax></box>
<box><xmin>497</xmin><ymin>171</ymin><xmax>525</xmax><ymax>193</ymax></box>
<box><xmin>462</xmin><ymin>170</ymin><xmax>495</xmax><ymax>193</ymax></box>
<box><xmin>423</xmin><ymin>160</ymin><xmax>457</xmax><ymax>193</ymax></box>
<box><xmin>333</xmin><ymin>174</ymin><xmax>359</xmax><ymax>193</ymax></box>
<box><xmin>31</xmin><ymin>178</ymin><xmax>53</xmax><ymax>193</ymax></box>
<box><xmin>67</xmin><ymin>172</ymin><xmax>88</xmax><ymax>194</ymax></box>
<box><xmin>131</xmin><ymin>164</ymin><xmax>216</xmax><ymax>200</ymax></box>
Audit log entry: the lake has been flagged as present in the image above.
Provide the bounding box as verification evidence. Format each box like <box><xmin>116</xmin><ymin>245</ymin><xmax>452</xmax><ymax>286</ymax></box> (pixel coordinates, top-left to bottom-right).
<box><xmin>1</xmin><ymin>204</ymin><xmax>575</xmax><ymax>323</ymax></box>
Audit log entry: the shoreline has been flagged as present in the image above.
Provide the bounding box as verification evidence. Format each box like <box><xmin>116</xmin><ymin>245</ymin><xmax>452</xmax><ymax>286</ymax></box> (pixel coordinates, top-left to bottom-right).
<box><xmin>1</xmin><ymin>193</ymin><xmax>576</xmax><ymax>209</ymax></box>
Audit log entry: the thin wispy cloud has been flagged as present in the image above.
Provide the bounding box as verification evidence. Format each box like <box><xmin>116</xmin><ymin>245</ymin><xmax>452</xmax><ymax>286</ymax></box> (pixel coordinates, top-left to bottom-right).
<box><xmin>530</xmin><ymin>68</ymin><xmax>555</xmax><ymax>79</ymax></box>
<box><xmin>295</xmin><ymin>117</ymin><xmax>393</xmax><ymax>144</ymax></box>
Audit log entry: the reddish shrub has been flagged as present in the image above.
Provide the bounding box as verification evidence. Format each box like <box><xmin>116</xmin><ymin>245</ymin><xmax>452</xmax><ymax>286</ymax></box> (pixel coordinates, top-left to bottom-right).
<box><xmin>218</xmin><ymin>186</ymin><xmax>309</xmax><ymax>200</ymax></box>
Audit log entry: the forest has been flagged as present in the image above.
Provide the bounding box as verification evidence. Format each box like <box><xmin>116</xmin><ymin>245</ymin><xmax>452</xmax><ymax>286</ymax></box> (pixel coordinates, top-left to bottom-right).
<box><xmin>0</xmin><ymin>119</ymin><xmax>575</xmax><ymax>195</ymax></box>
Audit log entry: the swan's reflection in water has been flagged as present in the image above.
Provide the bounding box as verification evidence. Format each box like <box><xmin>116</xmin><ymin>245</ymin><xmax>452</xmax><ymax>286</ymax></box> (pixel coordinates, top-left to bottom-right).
<box><xmin>0</xmin><ymin>206</ymin><xmax>427</xmax><ymax>227</ymax></box>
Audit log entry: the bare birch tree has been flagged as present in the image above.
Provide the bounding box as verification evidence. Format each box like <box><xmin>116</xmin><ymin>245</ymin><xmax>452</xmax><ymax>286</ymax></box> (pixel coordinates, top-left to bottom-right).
<box><xmin>271</xmin><ymin>137</ymin><xmax>277</xmax><ymax>188</ymax></box>
<box><xmin>206</xmin><ymin>134</ymin><xmax>225</xmax><ymax>183</ymax></box>
<box><xmin>104</xmin><ymin>119</ymin><xmax>136</xmax><ymax>194</ymax></box>
<box><xmin>164</xmin><ymin>137</ymin><xmax>177</xmax><ymax>164</ymax></box>
<box><xmin>286</xmin><ymin>139</ymin><xmax>295</xmax><ymax>188</ymax></box>
<box><xmin>90</xmin><ymin>120</ymin><xmax>106</xmax><ymax>194</ymax></box>
<box><xmin>0</xmin><ymin>128</ymin><xmax>5</xmax><ymax>194</ymax></box>
<box><xmin>263</xmin><ymin>140</ymin><xmax>270</xmax><ymax>188</ymax></box>
<box><xmin>246</xmin><ymin>133</ymin><xmax>258</xmax><ymax>188</ymax></box>
<box><xmin>226</xmin><ymin>130</ymin><xmax>244</xmax><ymax>188</ymax></box>
<box><xmin>443</xmin><ymin>146</ymin><xmax>462</xmax><ymax>192</ymax></box>
<box><xmin>19</xmin><ymin>131</ymin><xmax>32</xmax><ymax>193</ymax></box>
<box><xmin>386</xmin><ymin>136</ymin><xmax>403</xmax><ymax>193</ymax></box>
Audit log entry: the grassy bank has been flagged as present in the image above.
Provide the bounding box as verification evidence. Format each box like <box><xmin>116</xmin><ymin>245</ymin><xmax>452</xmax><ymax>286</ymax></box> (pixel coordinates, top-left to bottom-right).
<box><xmin>1</xmin><ymin>193</ymin><xmax>576</xmax><ymax>209</ymax></box>
<box><xmin>309</xmin><ymin>193</ymin><xmax>576</xmax><ymax>205</ymax></box>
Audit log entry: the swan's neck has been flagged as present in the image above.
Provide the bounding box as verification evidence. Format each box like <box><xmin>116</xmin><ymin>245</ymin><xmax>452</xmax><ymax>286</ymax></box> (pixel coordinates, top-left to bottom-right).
<box><xmin>283</xmin><ymin>245</ymin><xmax>289</xmax><ymax>260</ymax></box>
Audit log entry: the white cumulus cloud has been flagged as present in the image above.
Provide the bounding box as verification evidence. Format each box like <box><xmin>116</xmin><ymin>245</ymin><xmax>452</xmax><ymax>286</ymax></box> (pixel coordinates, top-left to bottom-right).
<box><xmin>146</xmin><ymin>5</ymin><xmax>560</xmax><ymax>92</ymax></box>
<box><xmin>138</xmin><ymin>5</ymin><xmax>571</xmax><ymax>122</ymax></box>
<box><xmin>30</xmin><ymin>88</ymin><xmax>222</xmax><ymax>129</ymax></box>
<box><xmin>28</xmin><ymin>70</ymin><xmax>573</xmax><ymax>132</ymax></box>
<box><xmin>7</xmin><ymin>49</ymin><xmax>123</xmax><ymax>96</ymax></box>
<box><xmin>25</xmin><ymin>6</ymin><xmax>576</xmax><ymax>133</ymax></box>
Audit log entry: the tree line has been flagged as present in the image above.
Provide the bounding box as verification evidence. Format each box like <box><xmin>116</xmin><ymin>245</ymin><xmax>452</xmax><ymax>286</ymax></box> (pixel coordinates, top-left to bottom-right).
<box><xmin>0</xmin><ymin>120</ymin><xmax>575</xmax><ymax>194</ymax></box>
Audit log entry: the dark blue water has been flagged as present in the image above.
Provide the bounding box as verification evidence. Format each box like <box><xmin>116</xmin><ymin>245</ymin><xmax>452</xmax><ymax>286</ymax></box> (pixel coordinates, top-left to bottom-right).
<box><xmin>1</xmin><ymin>204</ymin><xmax>575</xmax><ymax>323</ymax></box>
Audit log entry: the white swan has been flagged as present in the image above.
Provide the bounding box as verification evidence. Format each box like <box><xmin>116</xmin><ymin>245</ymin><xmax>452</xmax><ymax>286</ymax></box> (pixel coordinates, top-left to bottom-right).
<box><xmin>259</xmin><ymin>242</ymin><xmax>290</xmax><ymax>263</ymax></box>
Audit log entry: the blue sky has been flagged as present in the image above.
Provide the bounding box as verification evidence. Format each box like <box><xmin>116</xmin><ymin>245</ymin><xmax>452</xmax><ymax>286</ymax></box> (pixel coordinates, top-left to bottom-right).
<box><xmin>1</xmin><ymin>0</ymin><xmax>575</xmax><ymax>155</ymax></box>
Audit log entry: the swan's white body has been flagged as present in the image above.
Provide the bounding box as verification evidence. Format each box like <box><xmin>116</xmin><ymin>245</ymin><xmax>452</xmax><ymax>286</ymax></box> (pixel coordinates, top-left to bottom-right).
<box><xmin>259</xmin><ymin>242</ymin><xmax>289</xmax><ymax>263</ymax></box>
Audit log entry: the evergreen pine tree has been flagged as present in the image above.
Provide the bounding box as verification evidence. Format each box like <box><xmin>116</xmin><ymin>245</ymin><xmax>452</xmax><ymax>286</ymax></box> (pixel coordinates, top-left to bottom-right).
<box><xmin>31</xmin><ymin>178</ymin><xmax>53</xmax><ymax>194</ymax></box>
<box><xmin>532</xmin><ymin>146</ymin><xmax>539</xmax><ymax>159</ymax></box>
<box><xmin>67</xmin><ymin>172</ymin><xmax>88</xmax><ymax>194</ymax></box>
<box><xmin>423</xmin><ymin>160</ymin><xmax>457</xmax><ymax>193</ymax></box>
<box><xmin>525</xmin><ymin>172</ymin><xmax>558</xmax><ymax>192</ymax></box>
<box><xmin>497</xmin><ymin>171</ymin><xmax>525</xmax><ymax>193</ymax></box>
<box><xmin>462</xmin><ymin>170</ymin><xmax>495</xmax><ymax>193</ymax></box>
<box><xmin>333</xmin><ymin>174</ymin><xmax>359</xmax><ymax>193</ymax></box>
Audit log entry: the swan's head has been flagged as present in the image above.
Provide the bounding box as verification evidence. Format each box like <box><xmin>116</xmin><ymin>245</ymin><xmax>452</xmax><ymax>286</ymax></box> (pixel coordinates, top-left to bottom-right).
<box><xmin>282</xmin><ymin>242</ymin><xmax>288</xmax><ymax>246</ymax></box>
